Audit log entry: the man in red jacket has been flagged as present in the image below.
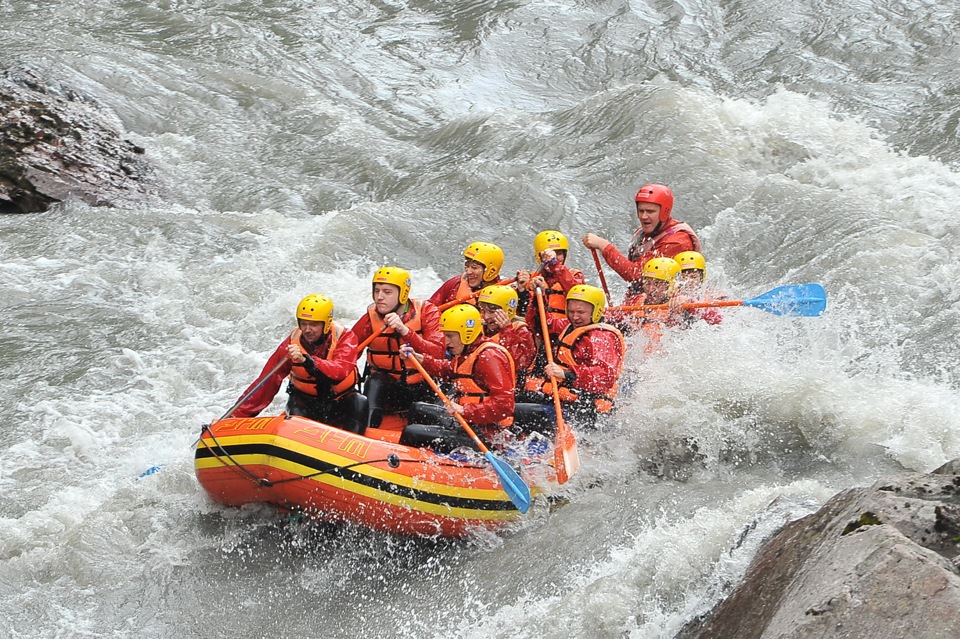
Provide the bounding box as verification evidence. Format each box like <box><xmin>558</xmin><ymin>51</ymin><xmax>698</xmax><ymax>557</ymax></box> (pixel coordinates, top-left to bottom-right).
<box><xmin>400</xmin><ymin>304</ymin><xmax>516</xmax><ymax>453</ymax></box>
<box><xmin>232</xmin><ymin>294</ymin><xmax>366</xmax><ymax>433</ymax></box>
<box><xmin>583</xmin><ymin>183</ymin><xmax>701</xmax><ymax>305</ymax></box>
<box><xmin>517</xmin><ymin>285</ymin><xmax>626</xmax><ymax>431</ymax></box>
<box><xmin>351</xmin><ymin>266</ymin><xmax>446</xmax><ymax>431</ymax></box>
<box><xmin>428</xmin><ymin>241</ymin><xmax>506</xmax><ymax>308</ymax></box>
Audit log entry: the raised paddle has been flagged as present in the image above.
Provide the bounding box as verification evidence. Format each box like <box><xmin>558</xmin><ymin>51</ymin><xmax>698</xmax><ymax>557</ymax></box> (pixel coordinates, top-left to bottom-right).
<box><xmin>534</xmin><ymin>287</ymin><xmax>580</xmax><ymax>484</ymax></box>
<box><xmin>404</xmin><ymin>353</ymin><xmax>532</xmax><ymax>514</ymax></box>
<box><xmin>613</xmin><ymin>283</ymin><xmax>827</xmax><ymax>317</ymax></box>
<box><xmin>590</xmin><ymin>248</ymin><xmax>612</xmax><ymax>305</ymax></box>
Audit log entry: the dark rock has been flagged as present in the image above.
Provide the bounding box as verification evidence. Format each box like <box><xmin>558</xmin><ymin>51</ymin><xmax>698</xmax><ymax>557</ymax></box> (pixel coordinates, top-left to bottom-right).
<box><xmin>677</xmin><ymin>463</ymin><xmax>960</xmax><ymax>638</ymax></box>
<box><xmin>0</xmin><ymin>68</ymin><xmax>154</xmax><ymax>214</ymax></box>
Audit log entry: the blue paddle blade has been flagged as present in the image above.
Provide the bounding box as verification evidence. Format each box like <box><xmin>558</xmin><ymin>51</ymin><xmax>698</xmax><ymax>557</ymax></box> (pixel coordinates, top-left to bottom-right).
<box><xmin>744</xmin><ymin>283</ymin><xmax>827</xmax><ymax>317</ymax></box>
<box><xmin>486</xmin><ymin>452</ymin><xmax>532</xmax><ymax>514</ymax></box>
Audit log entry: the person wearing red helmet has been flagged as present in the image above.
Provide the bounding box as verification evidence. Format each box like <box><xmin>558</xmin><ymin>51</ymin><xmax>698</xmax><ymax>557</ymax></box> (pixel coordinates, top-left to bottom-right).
<box><xmin>583</xmin><ymin>183</ymin><xmax>701</xmax><ymax>305</ymax></box>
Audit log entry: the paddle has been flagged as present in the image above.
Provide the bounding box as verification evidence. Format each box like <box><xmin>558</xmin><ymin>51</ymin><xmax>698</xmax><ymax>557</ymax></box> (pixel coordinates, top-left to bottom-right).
<box><xmin>590</xmin><ymin>248</ymin><xmax>612</xmax><ymax>305</ymax></box>
<box><xmin>404</xmin><ymin>354</ymin><xmax>531</xmax><ymax>514</ymax></box>
<box><xmin>215</xmin><ymin>356</ymin><xmax>290</xmax><ymax>423</ymax></box>
<box><xmin>612</xmin><ymin>283</ymin><xmax>827</xmax><ymax>317</ymax></box>
<box><xmin>535</xmin><ymin>287</ymin><xmax>580</xmax><ymax>484</ymax></box>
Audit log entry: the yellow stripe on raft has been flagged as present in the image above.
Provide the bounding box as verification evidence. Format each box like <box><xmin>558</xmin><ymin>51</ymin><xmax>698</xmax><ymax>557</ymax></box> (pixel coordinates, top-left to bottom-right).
<box><xmin>195</xmin><ymin>434</ymin><xmax>519</xmax><ymax>520</ymax></box>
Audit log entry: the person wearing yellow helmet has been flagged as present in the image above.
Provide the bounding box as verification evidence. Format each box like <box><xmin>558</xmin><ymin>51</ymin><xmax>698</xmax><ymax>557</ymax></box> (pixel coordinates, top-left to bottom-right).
<box><xmin>516</xmin><ymin>230</ymin><xmax>587</xmax><ymax>324</ymax></box>
<box><xmin>232</xmin><ymin>294</ymin><xmax>366</xmax><ymax>433</ymax></box>
<box><xmin>477</xmin><ymin>285</ymin><xmax>536</xmax><ymax>376</ymax></box>
<box><xmin>582</xmin><ymin>183</ymin><xmax>701</xmax><ymax>306</ymax></box>
<box><xmin>672</xmin><ymin>251</ymin><xmax>724</xmax><ymax>326</ymax></box>
<box><xmin>350</xmin><ymin>266</ymin><xmax>446</xmax><ymax>431</ymax></box>
<box><xmin>399</xmin><ymin>304</ymin><xmax>517</xmax><ymax>452</ymax></box>
<box><xmin>517</xmin><ymin>284</ymin><xmax>626</xmax><ymax>430</ymax></box>
<box><xmin>428</xmin><ymin>241</ymin><xmax>507</xmax><ymax>308</ymax></box>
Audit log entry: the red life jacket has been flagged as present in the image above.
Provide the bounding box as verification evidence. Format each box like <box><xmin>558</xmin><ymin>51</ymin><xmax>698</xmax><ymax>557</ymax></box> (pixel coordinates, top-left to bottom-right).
<box><xmin>365</xmin><ymin>300</ymin><xmax>425</xmax><ymax>384</ymax></box>
<box><xmin>288</xmin><ymin>322</ymin><xmax>358</xmax><ymax>398</ymax></box>
<box><xmin>450</xmin><ymin>341</ymin><xmax>515</xmax><ymax>427</ymax></box>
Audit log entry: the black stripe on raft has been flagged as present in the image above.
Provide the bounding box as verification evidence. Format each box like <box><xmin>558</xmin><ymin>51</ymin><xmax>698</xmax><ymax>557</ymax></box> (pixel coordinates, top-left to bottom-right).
<box><xmin>195</xmin><ymin>442</ymin><xmax>518</xmax><ymax>512</ymax></box>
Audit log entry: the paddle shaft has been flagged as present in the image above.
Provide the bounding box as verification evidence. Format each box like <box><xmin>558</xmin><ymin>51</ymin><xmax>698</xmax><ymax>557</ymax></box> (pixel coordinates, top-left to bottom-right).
<box><xmin>591</xmin><ymin>248</ymin><xmax>612</xmax><ymax>304</ymax></box>
<box><xmin>535</xmin><ymin>287</ymin><xmax>577</xmax><ymax>484</ymax></box>
<box><xmin>218</xmin><ymin>357</ymin><xmax>288</xmax><ymax>421</ymax></box>
<box><xmin>614</xmin><ymin>300</ymin><xmax>744</xmax><ymax>312</ymax></box>
<box><xmin>404</xmin><ymin>354</ymin><xmax>491</xmax><ymax>454</ymax></box>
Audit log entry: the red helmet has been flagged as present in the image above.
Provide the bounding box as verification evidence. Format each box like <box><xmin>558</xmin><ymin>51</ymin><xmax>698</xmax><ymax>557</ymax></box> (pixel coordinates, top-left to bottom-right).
<box><xmin>635</xmin><ymin>183</ymin><xmax>674</xmax><ymax>223</ymax></box>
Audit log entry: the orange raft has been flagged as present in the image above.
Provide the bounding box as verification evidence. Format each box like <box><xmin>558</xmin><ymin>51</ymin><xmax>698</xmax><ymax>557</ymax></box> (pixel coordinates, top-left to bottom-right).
<box><xmin>194</xmin><ymin>414</ymin><xmax>553</xmax><ymax>538</ymax></box>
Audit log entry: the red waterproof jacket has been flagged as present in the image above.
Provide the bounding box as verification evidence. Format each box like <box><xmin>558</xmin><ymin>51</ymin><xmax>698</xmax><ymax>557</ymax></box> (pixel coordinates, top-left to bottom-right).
<box><xmin>428</xmin><ymin>274</ymin><xmax>506</xmax><ymax>308</ymax></box>
<box><xmin>487</xmin><ymin>319</ymin><xmax>536</xmax><ymax>374</ymax></box>
<box><xmin>601</xmin><ymin>219</ymin><xmax>701</xmax><ymax>287</ymax></box>
<box><xmin>523</xmin><ymin>262</ymin><xmax>586</xmax><ymax>327</ymax></box>
<box><xmin>233</xmin><ymin>323</ymin><xmax>359</xmax><ymax>418</ymax></box>
<box><xmin>422</xmin><ymin>336</ymin><xmax>516</xmax><ymax>428</ymax></box>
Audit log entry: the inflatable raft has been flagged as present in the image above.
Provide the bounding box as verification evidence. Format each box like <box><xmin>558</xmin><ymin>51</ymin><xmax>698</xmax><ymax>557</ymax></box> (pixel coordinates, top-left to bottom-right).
<box><xmin>194</xmin><ymin>414</ymin><xmax>552</xmax><ymax>538</ymax></box>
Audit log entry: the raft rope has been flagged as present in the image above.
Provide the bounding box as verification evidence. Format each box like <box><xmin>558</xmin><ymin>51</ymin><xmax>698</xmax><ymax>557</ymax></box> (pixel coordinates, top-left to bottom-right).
<box><xmin>198</xmin><ymin>425</ymin><xmax>473</xmax><ymax>487</ymax></box>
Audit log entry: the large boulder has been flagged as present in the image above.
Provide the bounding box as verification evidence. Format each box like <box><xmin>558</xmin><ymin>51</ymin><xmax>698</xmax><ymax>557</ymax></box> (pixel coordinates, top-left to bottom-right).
<box><xmin>678</xmin><ymin>462</ymin><xmax>960</xmax><ymax>638</ymax></box>
<box><xmin>0</xmin><ymin>69</ymin><xmax>153</xmax><ymax>213</ymax></box>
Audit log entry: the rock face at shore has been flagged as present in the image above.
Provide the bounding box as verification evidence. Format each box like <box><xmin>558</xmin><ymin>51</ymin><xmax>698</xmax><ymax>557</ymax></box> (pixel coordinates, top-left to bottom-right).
<box><xmin>0</xmin><ymin>69</ymin><xmax>153</xmax><ymax>214</ymax></box>
<box><xmin>677</xmin><ymin>460</ymin><xmax>960</xmax><ymax>638</ymax></box>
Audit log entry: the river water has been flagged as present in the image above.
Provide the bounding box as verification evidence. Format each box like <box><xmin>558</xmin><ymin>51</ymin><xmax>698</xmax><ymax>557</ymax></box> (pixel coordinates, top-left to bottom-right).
<box><xmin>2</xmin><ymin>1</ymin><xmax>959</xmax><ymax>637</ymax></box>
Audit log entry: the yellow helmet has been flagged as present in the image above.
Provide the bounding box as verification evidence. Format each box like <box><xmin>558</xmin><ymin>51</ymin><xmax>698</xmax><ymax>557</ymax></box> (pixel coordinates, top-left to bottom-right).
<box><xmin>477</xmin><ymin>285</ymin><xmax>519</xmax><ymax>320</ymax></box>
<box><xmin>371</xmin><ymin>266</ymin><xmax>411</xmax><ymax>304</ymax></box>
<box><xmin>463</xmin><ymin>242</ymin><xmax>504</xmax><ymax>282</ymax></box>
<box><xmin>533</xmin><ymin>230</ymin><xmax>569</xmax><ymax>265</ymax></box>
<box><xmin>439</xmin><ymin>304</ymin><xmax>484</xmax><ymax>344</ymax></box>
<box><xmin>675</xmin><ymin>251</ymin><xmax>706</xmax><ymax>278</ymax></box>
<box><xmin>566</xmin><ymin>284</ymin><xmax>607</xmax><ymax>324</ymax></box>
<box><xmin>296</xmin><ymin>294</ymin><xmax>334</xmax><ymax>333</ymax></box>
<box><xmin>642</xmin><ymin>257</ymin><xmax>681</xmax><ymax>284</ymax></box>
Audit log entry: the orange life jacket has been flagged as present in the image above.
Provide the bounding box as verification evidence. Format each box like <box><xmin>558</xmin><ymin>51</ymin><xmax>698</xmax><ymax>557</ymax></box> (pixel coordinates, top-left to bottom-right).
<box><xmin>452</xmin><ymin>277</ymin><xmax>481</xmax><ymax>306</ymax></box>
<box><xmin>541</xmin><ymin>281</ymin><xmax>568</xmax><ymax>320</ymax></box>
<box><xmin>288</xmin><ymin>322</ymin><xmax>359</xmax><ymax>398</ymax></box>
<box><xmin>524</xmin><ymin>323</ymin><xmax>625</xmax><ymax>413</ymax></box>
<box><xmin>451</xmin><ymin>341</ymin><xmax>515</xmax><ymax>427</ymax></box>
<box><xmin>365</xmin><ymin>300</ymin><xmax>425</xmax><ymax>384</ymax></box>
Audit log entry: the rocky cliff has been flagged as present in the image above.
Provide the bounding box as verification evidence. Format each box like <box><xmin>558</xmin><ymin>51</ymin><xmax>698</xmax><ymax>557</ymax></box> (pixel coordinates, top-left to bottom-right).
<box><xmin>678</xmin><ymin>460</ymin><xmax>960</xmax><ymax>638</ymax></box>
<box><xmin>0</xmin><ymin>69</ymin><xmax>153</xmax><ymax>214</ymax></box>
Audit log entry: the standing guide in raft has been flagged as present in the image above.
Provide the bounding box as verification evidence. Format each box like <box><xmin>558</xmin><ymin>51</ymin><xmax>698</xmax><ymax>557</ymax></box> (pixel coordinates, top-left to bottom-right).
<box><xmin>231</xmin><ymin>294</ymin><xmax>367</xmax><ymax>434</ymax></box>
<box><xmin>516</xmin><ymin>285</ymin><xmax>626</xmax><ymax>431</ymax></box>
<box><xmin>350</xmin><ymin>267</ymin><xmax>446</xmax><ymax>431</ymax></box>
<box><xmin>582</xmin><ymin>183</ymin><xmax>701</xmax><ymax>306</ymax></box>
<box><xmin>428</xmin><ymin>241</ymin><xmax>507</xmax><ymax>307</ymax></box>
<box><xmin>400</xmin><ymin>304</ymin><xmax>517</xmax><ymax>453</ymax></box>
